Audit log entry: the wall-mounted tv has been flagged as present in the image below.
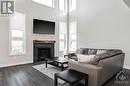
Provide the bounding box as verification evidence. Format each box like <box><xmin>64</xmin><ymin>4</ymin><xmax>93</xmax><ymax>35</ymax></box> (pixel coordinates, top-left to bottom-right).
<box><xmin>33</xmin><ymin>19</ymin><xmax>55</xmax><ymax>35</ymax></box>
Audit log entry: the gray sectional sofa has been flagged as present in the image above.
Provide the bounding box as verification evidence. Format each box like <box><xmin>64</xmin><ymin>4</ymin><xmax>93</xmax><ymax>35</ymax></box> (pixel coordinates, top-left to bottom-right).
<box><xmin>68</xmin><ymin>48</ymin><xmax>125</xmax><ymax>86</ymax></box>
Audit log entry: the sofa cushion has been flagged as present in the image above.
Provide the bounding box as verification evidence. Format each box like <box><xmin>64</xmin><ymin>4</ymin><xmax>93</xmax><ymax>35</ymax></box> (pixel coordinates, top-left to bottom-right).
<box><xmin>97</xmin><ymin>49</ymin><xmax>122</xmax><ymax>60</ymax></box>
<box><xmin>88</xmin><ymin>49</ymin><xmax>97</xmax><ymax>55</ymax></box>
<box><xmin>68</xmin><ymin>53</ymin><xmax>78</xmax><ymax>61</ymax></box>
<box><xmin>75</xmin><ymin>48</ymin><xmax>123</xmax><ymax>65</ymax></box>
<box><xmin>83</xmin><ymin>49</ymin><xmax>89</xmax><ymax>55</ymax></box>
<box><xmin>77</xmin><ymin>48</ymin><xmax>97</xmax><ymax>55</ymax></box>
<box><xmin>76</xmin><ymin>48</ymin><xmax>84</xmax><ymax>54</ymax></box>
<box><xmin>69</xmin><ymin>56</ymin><xmax>78</xmax><ymax>61</ymax></box>
<box><xmin>77</xmin><ymin>54</ymin><xmax>95</xmax><ymax>63</ymax></box>
<box><xmin>106</xmin><ymin>50</ymin><xmax>122</xmax><ymax>57</ymax></box>
<box><xmin>90</xmin><ymin>49</ymin><xmax>123</xmax><ymax>65</ymax></box>
<box><xmin>96</xmin><ymin>49</ymin><xmax>106</xmax><ymax>54</ymax></box>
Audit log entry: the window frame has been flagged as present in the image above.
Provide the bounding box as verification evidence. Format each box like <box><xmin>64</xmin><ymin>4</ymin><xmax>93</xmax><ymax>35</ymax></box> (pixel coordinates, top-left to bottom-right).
<box><xmin>9</xmin><ymin>12</ymin><xmax>26</xmax><ymax>56</ymax></box>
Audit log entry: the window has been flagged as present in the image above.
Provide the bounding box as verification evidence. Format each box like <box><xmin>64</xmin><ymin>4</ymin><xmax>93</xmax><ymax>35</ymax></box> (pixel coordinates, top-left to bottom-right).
<box><xmin>69</xmin><ymin>21</ymin><xmax>77</xmax><ymax>52</ymax></box>
<box><xmin>59</xmin><ymin>22</ymin><xmax>67</xmax><ymax>52</ymax></box>
<box><xmin>59</xmin><ymin>0</ymin><xmax>66</xmax><ymax>12</ymax></box>
<box><xmin>9</xmin><ymin>12</ymin><xmax>26</xmax><ymax>55</ymax></box>
<box><xmin>69</xmin><ymin>0</ymin><xmax>77</xmax><ymax>12</ymax></box>
<box><xmin>32</xmin><ymin>0</ymin><xmax>54</xmax><ymax>8</ymax></box>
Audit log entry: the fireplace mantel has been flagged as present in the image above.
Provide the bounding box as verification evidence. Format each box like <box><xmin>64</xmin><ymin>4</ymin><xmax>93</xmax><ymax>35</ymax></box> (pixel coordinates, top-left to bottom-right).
<box><xmin>33</xmin><ymin>40</ymin><xmax>56</xmax><ymax>44</ymax></box>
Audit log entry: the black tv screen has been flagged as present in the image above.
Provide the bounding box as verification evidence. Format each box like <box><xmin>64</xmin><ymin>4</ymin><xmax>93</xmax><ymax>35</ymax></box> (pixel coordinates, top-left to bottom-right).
<box><xmin>33</xmin><ymin>19</ymin><xmax>55</xmax><ymax>34</ymax></box>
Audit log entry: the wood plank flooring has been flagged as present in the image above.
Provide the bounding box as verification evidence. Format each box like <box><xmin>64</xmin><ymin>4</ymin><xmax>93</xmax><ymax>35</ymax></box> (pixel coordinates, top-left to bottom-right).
<box><xmin>0</xmin><ymin>63</ymin><xmax>130</xmax><ymax>86</ymax></box>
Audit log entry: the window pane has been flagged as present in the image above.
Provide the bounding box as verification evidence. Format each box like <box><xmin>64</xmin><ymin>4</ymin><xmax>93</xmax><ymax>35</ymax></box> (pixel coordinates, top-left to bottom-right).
<box><xmin>32</xmin><ymin>0</ymin><xmax>54</xmax><ymax>8</ymax></box>
<box><xmin>70</xmin><ymin>0</ymin><xmax>77</xmax><ymax>12</ymax></box>
<box><xmin>71</xmin><ymin>34</ymin><xmax>76</xmax><ymax>40</ymax></box>
<box><xmin>59</xmin><ymin>41</ymin><xmax>65</xmax><ymax>51</ymax></box>
<box><xmin>11</xmin><ymin>41</ymin><xmax>24</xmax><ymax>54</ymax></box>
<box><xmin>60</xmin><ymin>34</ymin><xmax>65</xmax><ymax>40</ymax></box>
<box><xmin>69</xmin><ymin>21</ymin><xmax>77</xmax><ymax>52</ymax></box>
<box><xmin>59</xmin><ymin>0</ymin><xmax>65</xmax><ymax>11</ymax></box>
<box><xmin>11</xmin><ymin>30</ymin><xmax>24</xmax><ymax>38</ymax></box>
<box><xmin>9</xmin><ymin>12</ymin><xmax>26</xmax><ymax>55</ymax></box>
<box><xmin>69</xmin><ymin>41</ymin><xmax>76</xmax><ymax>51</ymax></box>
<box><xmin>59</xmin><ymin>22</ymin><xmax>67</xmax><ymax>33</ymax></box>
<box><xmin>59</xmin><ymin>22</ymin><xmax>67</xmax><ymax>51</ymax></box>
<box><xmin>10</xmin><ymin>12</ymin><xmax>25</xmax><ymax>29</ymax></box>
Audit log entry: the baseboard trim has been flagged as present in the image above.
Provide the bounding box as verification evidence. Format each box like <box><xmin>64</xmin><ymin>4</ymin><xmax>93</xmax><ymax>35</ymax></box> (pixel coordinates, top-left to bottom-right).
<box><xmin>0</xmin><ymin>61</ymin><xmax>33</xmax><ymax>68</ymax></box>
<box><xmin>124</xmin><ymin>66</ymin><xmax>130</xmax><ymax>70</ymax></box>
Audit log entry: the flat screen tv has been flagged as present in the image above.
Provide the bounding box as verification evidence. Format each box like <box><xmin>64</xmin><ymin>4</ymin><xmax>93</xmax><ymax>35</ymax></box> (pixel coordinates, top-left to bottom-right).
<box><xmin>33</xmin><ymin>19</ymin><xmax>55</xmax><ymax>34</ymax></box>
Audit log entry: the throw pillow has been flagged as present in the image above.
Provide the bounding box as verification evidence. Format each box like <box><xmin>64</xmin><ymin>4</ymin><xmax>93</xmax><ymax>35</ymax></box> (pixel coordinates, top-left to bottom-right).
<box><xmin>83</xmin><ymin>49</ymin><xmax>89</xmax><ymax>55</ymax></box>
<box><xmin>96</xmin><ymin>49</ymin><xmax>106</xmax><ymax>54</ymax></box>
<box><xmin>76</xmin><ymin>48</ymin><xmax>84</xmax><ymax>54</ymax></box>
<box><xmin>88</xmin><ymin>49</ymin><xmax>97</xmax><ymax>55</ymax></box>
<box><xmin>77</xmin><ymin>54</ymin><xmax>95</xmax><ymax>63</ymax></box>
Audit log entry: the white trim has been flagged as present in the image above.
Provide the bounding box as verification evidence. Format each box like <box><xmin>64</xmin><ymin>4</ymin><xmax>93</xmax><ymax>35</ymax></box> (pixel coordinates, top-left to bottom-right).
<box><xmin>0</xmin><ymin>61</ymin><xmax>33</xmax><ymax>68</ymax></box>
<box><xmin>124</xmin><ymin>66</ymin><xmax>130</xmax><ymax>69</ymax></box>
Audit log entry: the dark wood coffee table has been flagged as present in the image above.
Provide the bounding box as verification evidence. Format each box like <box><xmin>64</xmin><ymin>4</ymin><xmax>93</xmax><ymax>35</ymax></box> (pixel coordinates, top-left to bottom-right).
<box><xmin>54</xmin><ymin>69</ymin><xmax>88</xmax><ymax>86</ymax></box>
<box><xmin>45</xmin><ymin>57</ymin><xmax>69</xmax><ymax>71</ymax></box>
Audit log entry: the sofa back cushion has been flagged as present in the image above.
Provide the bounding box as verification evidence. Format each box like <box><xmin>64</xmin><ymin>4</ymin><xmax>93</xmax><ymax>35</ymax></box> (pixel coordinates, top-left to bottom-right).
<box><xmin>83</xmin><ymin>49</ymin><xmax>89</xmax><ymax>55</ymax></box>
<box><xmin>76</xmin><ymin>48</ymin><xmax>123</xmax><ymax>65</ymax></box>
<box><xmin>76</xmin><ymin>48</ymin><xmax>97</xmax><ymax>55</ymax></box>
<box><xmin>88</xmin><ymin>49</ymin><xmax>97</xmax><ymax>55</ymax></box>
<box><xmin>77</xmin><ymin>54</ymin><xmax>95</xmax><ymax>63</ymax></box>
<box><xmin>76</xmin><ymin>48</ymin><xmax>84</xmax><ymax>54</ymax></box>
<box><xmin>91</xmin><ymin>49</ymin><xmax>123</xmax><ymax>65</ymax></box>
<box><xmin>96</xmin><ymin>49</ymin><xmax>107</xmax><ymax>54</ymax></box>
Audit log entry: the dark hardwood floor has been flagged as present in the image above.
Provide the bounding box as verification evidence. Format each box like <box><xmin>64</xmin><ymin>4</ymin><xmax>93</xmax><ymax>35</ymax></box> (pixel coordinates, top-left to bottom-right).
<box><xmin>0</xmin><ymin>62</ymin><xmax>130</xmax><ymax>86</ymax></box>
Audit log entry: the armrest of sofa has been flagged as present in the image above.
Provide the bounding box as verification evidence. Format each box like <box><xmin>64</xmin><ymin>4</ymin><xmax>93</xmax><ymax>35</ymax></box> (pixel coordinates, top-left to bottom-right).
<box><xmin>68</xmin><ymin>60</ymin><xmax>102</xmax><ymax>86</ymax></box>
<box><xmin>98</xmin><ymin>53</ymin><xmax>125</xmax><ymax>72</ymax></box>
<box><xmin>68</xmin><ymin>60</ymin><xmax>102</xmax><ymax>73</ymax></box>
<box><xmin>97</xmin><ymin>53</ymin><xmax>125</xmax><ymax>85</ymax></box>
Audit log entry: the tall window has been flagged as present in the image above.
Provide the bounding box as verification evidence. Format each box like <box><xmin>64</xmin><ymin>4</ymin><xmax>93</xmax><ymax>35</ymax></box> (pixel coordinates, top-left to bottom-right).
<box><xmin>69</xmin><ymin>0</ymin><xmax>77</xmax><ymax>12</ymax></box>
<box><xmin>9</xmin><ymin>12</ymin><xmax>26</xmax><ymax>55</ymax></box>
<box><xmin>32</xmin><ymin>0</ymin><xmax>54</xmax><ymax>8</ymax></box>
<box><xmin>59</xmin><ymin>22</ymin><xmax>67</xmax><ymax>52</ymax></box>
<box><xmin>69</xmin><ymin>21</ymin><xmax>77</xmax><ymax>52</ymax></box>
<box><xmin>59</xmin><ymin>0</ymin><xmax>66</xmax><ymax>12</ymax></box>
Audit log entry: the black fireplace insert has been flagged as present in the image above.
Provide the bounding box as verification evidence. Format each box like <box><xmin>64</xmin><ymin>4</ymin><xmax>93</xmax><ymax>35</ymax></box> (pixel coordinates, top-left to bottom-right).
<box><xmin>33</xmin><ymin>40</ymin><xmax>55</xmax><ymax>62</ymax></box>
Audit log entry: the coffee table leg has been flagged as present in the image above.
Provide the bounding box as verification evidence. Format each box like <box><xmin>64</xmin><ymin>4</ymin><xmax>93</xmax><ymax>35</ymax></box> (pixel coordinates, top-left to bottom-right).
<box><xmin>70</xmin><ymin>83</ymin><xmax>74</xmax><ymax>86</ymax></box>
<box><xmin>85</xmin><ymin>77</ymin><xmax>88</xmax><ymax>86</ymax></box>
<box><xmin>61</xmin><ymin>63</ymin><xmax>64</xmax><ymax>71</ymax></box>
<box><xmin>54</xmin><ymin>74</ymin><xmax>58</xmax><ymax>86</ymax></box>
<box><xmin>45</xmin><ymin>59</ymin><xmax>47</xmax><ymax>68</ymax></box>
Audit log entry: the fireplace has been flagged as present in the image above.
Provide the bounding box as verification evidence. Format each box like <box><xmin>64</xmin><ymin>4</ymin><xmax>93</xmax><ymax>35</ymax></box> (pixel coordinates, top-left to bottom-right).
<box><xmin>38</xmin><ymin>48</ymin><xmax>51</xmax><ymax>61</ymax></box>
<box><xmin>33</xmin><ymin>40</ymin><xmax>55</xmax><ymax>62</ymax></box>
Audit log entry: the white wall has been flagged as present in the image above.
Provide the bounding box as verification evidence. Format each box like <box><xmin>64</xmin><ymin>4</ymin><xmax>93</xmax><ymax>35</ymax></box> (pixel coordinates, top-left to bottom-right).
<box><xmin>0</xmin><ymin>0</ymin><xmax>130</xmax><ymax>69</ymax></box>
<box><xmin>69</xmin><ymin>0</ymin><xmax>130</xmax><ymax>68</ymax></box>
<box><xmin>0</xmin><ymin>0</ymin><xmax>67</xmax><ymax>67</ymax></box>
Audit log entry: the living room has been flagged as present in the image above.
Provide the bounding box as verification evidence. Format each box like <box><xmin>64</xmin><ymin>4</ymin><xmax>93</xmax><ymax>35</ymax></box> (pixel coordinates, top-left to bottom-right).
<box><xmin>0</xmin><ymin>0</ymin><xmax>130</xmax><ymax>86</ymax></box>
